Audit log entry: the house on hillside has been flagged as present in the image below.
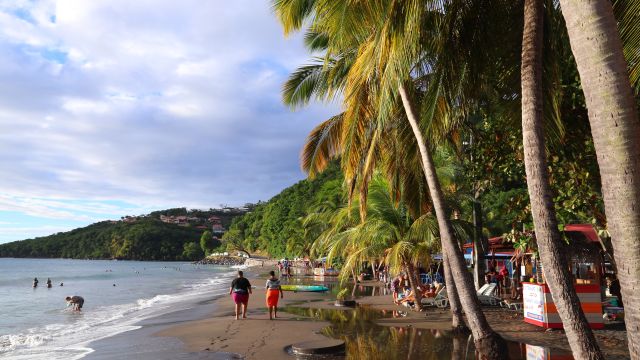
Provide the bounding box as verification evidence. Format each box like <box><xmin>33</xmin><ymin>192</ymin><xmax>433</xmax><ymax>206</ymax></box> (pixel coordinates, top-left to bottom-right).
<box><xmin>212</xmin><ymin>223</ymin><xmax>225</xmax><ymax>236</ymax></box>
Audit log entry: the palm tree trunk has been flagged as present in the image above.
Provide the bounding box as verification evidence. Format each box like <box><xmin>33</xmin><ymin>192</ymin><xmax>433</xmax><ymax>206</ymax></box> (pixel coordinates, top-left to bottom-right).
<box><xmin>520</xmin><ymin>1</ymin><xmax>604</xmax><ymax>358</ymax></box>
<box><xmin>559</xmin><ymin>1</ymin><xmax>640</xmax><ymax>356</ymax></box>
<box><xmin>443</xmin><ymin>250</ymin><xmax>468</xmax><ymax>332</ymax></box>
<box><xmin>398</xmin><ymin>84</ymin><xmax>505</xmax><ymax>358</ymax></box>
<box><xmin>406</xmin><ymin>262</ymin><xmax>424</xmax><ymax>311</ymax></box>
<box><xmin>472</xmin><ymin>199</ymin><xmax>487</xmax><ymax>290</ymax></box>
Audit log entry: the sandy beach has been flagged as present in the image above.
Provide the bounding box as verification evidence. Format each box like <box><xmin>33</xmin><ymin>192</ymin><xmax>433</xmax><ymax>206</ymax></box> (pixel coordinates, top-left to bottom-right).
<box><xmin>156</xmin><ymin>268</ymin><xmax>630</xmax><ymax>359</ymax></box>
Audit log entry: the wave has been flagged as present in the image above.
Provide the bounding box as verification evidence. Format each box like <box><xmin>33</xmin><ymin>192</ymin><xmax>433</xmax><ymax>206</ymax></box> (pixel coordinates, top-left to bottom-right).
<box><xmin>0</xmin><ymin>270</ymin><xmax>236</xmax><ymax>359</ymax></box>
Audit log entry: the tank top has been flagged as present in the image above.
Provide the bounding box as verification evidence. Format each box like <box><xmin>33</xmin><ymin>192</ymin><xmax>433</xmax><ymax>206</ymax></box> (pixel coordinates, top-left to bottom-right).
<box><xmin>265</xmin><ymin>278</ymin><xmax>281</xmax><ymax>290</ymax></box>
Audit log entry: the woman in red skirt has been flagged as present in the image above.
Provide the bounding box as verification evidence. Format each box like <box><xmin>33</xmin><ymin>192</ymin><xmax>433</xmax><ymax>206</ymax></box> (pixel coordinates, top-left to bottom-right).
<box><xmin>229</xmin><ymin>271</ymin><xmax>252</xmax><ymax>320</ymax></box>
<box><xmin>265</xmin><ymin>271</ymin><xmax>283</xmax><ymax>320</ymax></box>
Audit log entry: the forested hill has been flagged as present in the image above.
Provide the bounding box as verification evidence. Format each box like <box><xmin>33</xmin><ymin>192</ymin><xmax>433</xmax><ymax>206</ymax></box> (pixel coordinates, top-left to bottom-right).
<box><xmin>0</xmin><ymin>208</ymin><xmax>249</xmax><ymax>260</ymax></box>
<box><xmin>224</xmin><ymin>162</ymin><xmax>345</xmax><ymax>258</ymax></box>
<box><xmin>0</xmin><ymin>167</ymin><xmax>345</xmax><ymax>260</ymax></box>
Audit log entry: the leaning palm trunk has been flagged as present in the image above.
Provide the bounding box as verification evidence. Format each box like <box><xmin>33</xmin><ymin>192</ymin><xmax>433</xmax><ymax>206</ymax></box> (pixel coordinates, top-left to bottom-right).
<box><xmin>443</xmin><ymin>250</ymin><xmax>468</xmax><ymax>332</ymax></box>
<box><xmin>405</xmin><ymin>262</ymin><xmax>424</xmax><ymax>311</ymax></box>
<box><xmin>559</xmin><ymin>1</ymin><xmax>640</xmax><ymax>357</ymax></box>
<box><xmin>398</xmin><ymin>84</ymin><xmax>505</xmax><ymax>357</ymax></box>
<box><xmin>520</xmin><ymin>1</ymin><xmax>604</xmax><ymax>358</ymax></box>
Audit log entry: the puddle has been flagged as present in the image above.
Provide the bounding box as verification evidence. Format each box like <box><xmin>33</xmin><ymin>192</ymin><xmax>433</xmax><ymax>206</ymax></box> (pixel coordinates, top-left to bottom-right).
<box><xmin>282</xmin><ymin>306</ymin><xmax>573</xmax><ymax>360</ymax></box>
<box><xmin>279</xmin><ymin>277</ymin><xmax>391</xmax><ymax>298</ymax></box>
<box><xmin>284</xmin><ymin>345</ymin><xmax>345</xmax><ymax>359</ymax></box>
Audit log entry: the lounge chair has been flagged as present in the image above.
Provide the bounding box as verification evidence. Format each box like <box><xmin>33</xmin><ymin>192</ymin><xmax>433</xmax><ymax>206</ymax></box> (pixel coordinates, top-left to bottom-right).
<box><xmin>435</xmin><ymin>293</ymin><xmax>449</xmax><ymax>308</ymax></box>
<box><xmin>477</xmin><ymin>283</ymin><xmax>500</xmax><ymax>305</ymax></box>
<box><xmin>507</xmin><ymin>302</ymin><xmax>523</xmax><ymax>311</ymax></box>
<box><xmin>421</xmin><ymin>285</ymin><xmax>447</xmax><ymax>307</ymax></box>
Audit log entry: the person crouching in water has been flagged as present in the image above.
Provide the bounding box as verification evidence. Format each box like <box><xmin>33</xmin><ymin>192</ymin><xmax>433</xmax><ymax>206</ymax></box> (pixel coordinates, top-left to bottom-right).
<box><xmin>66</xmin><ymin>296</ymin><xmax>84</xmax><ymax>311</ymax></box>
<box><xmin>229</xmin><ymin>271</ymin><xmax>252</xmax><ymax>320</ymax></box>
<box><xmin>265</xmin><ymin>271</ymin><xmax>283</xmax><ymax>320</ymax></box>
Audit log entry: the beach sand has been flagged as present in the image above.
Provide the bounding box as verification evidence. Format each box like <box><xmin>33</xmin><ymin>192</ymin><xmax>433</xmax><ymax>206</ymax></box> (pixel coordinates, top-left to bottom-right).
<box><xmin>157</xmin><ymin>273</ymin><xmax>630</xmax><ymax>359</ymax></box>
<box><xmin>156</xmin><ymin>281</ymin><xmax>333</xmax><ymax>359</ymax></box>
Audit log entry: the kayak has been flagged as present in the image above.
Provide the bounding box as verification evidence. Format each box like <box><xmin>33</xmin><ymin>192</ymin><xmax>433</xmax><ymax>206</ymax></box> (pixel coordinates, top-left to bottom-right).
<box><xmin>280</xmin><ymin>285</ymin><xmax>329</xmax><ymax>292</ymax></box>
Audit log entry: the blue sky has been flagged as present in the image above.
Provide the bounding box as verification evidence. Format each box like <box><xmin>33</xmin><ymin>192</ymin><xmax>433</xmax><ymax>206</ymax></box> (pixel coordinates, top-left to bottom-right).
<box><xmin>0</xmin><ymin>1</ymin><xmax>338</xmax><ymax>243</ymax></box>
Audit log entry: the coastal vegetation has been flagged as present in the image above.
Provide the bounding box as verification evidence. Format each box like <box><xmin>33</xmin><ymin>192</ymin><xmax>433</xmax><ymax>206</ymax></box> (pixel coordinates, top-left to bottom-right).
<box><xmin>272</xmin><ymin>0</ymin><xmax>639</xmax><ymax>358</ymax></box>
<box><xmin>223</xmin><ymin>162</ymin><xmax>344</xmax><ymax>258</ymax></box>
<box><xmin>0</xmin><ymin>208</ymin><xmax>240</xmax><ymax>260</ymax></box>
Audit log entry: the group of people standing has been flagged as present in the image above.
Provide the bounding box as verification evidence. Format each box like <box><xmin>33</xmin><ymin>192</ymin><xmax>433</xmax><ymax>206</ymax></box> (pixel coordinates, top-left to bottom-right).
<box><xmin>228</xmin><ymin>270</ymin><xmax>284</xmax><ymax>320</ymax></box>
<box><xmin>276</xmin><ymin>259</ymin><xmax>292</xmax><ymax>277</ymax></box>
<box><xmin>33</xmin><ymin>277</ymin><xmax>57</xmax><ymax>288</ymax></box>
<box><xmin>33</xmin><ymin>276</ymin><xmax>83</xmax><ymax>311</ymax></box>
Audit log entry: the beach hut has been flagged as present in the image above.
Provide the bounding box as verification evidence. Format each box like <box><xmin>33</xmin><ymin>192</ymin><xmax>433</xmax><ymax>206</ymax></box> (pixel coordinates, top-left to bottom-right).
<box><xmin>519</xmin><ymin>225</ymin><xmax>606</xmax><ymax>329</ymax></box>
<box><xmin>465</xmin><ymin>224</ymin><xmax>612</xmax><ymax>330</ymax></box>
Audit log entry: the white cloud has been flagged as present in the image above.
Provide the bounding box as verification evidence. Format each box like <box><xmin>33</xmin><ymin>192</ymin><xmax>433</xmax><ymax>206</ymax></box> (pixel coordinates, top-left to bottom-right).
<box><xmin>0</xmin><ymin>0</ymin><xmax>339</xmax><ymax>241</ymax></box>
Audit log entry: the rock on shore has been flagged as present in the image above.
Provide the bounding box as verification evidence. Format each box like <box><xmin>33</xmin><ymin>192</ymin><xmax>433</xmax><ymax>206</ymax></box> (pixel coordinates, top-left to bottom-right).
<box><xmin>193</xmin><ymin>256</ymin><xmax>246</xmax><ymax>266</ymax></box>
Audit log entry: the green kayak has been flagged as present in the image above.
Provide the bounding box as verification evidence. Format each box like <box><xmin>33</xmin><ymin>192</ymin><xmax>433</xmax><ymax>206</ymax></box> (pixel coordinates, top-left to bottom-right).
<box><xmin>280</xmin><ymin>285</ymin><xmax>329</xmax><ymax>292</ymax></box>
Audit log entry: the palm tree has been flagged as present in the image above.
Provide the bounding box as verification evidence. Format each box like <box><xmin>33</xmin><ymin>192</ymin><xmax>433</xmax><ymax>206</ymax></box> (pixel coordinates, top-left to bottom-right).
<box><xmin>558</xmin><ymin>1</ymin><xmax>640</xmax><ymax>356</ymax></box>
<box><xmin>398</xmin><ymin>84</ymin><xmax>505</xmax><ymax>354</ymax></box>
<box><xmin>272</xmin><ymin>0</ymin><xmax>503</xmax><ymax>350</ymax></box>
<box><xmin>520</xmin><ymin>1</ymin><xmax>604</xmax><ymax>358</ymax></box>
<box><xmin>318</xmin><ymin>175</ymin><xmax>467</xmax><ymax>312</ymax></box>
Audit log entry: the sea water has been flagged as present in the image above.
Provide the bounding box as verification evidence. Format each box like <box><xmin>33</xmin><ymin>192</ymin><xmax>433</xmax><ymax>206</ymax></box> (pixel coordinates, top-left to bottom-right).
<box><xmin>0</xmin><ymin>258</ymin><xmax>238</xmax><ymax>359</ymax></box>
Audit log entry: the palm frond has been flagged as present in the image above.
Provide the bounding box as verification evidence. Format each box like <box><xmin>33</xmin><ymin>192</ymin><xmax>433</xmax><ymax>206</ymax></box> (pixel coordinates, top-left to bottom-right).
<box><xmin>301</xmin><ymin>113</ymin><xmax>344</xmax><ymax>177</ymax></box>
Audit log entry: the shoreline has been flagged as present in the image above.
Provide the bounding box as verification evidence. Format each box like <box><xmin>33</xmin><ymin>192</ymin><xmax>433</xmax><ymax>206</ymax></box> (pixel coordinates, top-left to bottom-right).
<box><xmin>153</xmin><ymin>269</ymin><xmax>630</xmax><ymax>360</ymax></box>
<box><xmin>155</xmin><ymin>268</ymin><xmax>334</xmax><ymax>359</ymax></box>
<box><xmin>82</xmin><ymin>264</ymin><xmax>263</xmax><ymax>360</ymax></box>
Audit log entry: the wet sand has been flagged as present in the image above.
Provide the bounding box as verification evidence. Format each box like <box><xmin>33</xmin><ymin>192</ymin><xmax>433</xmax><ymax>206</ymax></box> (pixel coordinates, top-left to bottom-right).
<box><xmin>156</xmin><ymin>275</ymin><xmax>630</xmax><ymax>359</ymax></box>
<box><xmin>155</xmin><ymin>279</ymin><xmax>335</xmax><ymax>359</ymax></box>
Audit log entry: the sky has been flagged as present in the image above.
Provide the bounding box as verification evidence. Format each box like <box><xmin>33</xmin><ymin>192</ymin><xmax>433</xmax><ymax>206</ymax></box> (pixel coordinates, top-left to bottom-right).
<box><xmin>0</xmin><ymin>0</ymin><xmax>339</xmax><ymax>243</ymax></box>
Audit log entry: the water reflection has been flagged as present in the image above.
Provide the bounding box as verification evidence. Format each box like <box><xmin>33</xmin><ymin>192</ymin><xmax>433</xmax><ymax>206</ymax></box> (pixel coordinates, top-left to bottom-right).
<box><xmin>279</xmin><ymin>275</ymin><xmax>390</xmax><ymax>298</ymax></box>
<box><xmin>283</xmin><ymin>306</ymin><xmax>573</xmax><ymax>360</ymax></box>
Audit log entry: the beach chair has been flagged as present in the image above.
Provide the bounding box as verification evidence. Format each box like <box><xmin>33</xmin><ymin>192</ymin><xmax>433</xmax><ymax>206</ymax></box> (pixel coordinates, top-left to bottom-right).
<box><xmin>435</xmin><ymin>291</ymin><xmax>449</xmax><ymax>308</ymax></box>
<box><xmin>476</xmin><ymin>283</ymin><xmax>490</xmax><ymax>296</ymax></box>
<box><xmin>477</xmin><ymin>283</ymin><xmax>500</xmax><ymax>305</ymax></box>
<box><xmin>421</xmin><ymin>285</ymin><xmax>447</xmax><ymax>307</ymax></box>
<box><xmin>507</xmin><ymin>302</ymin><xmax>523</xmax><ymax>311</ymax></box>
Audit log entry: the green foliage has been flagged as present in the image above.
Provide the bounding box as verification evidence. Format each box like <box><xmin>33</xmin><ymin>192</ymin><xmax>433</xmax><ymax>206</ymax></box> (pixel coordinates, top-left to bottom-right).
<box><xmin>336</xmin><ymin>288</ymin><xmax>349</xmax><ymax>300</ymax></box>
<box><xmin>225</xmin><ymin>162</ymin><xmax>345</xmax><ymax>258</ymax></box>
<box><xmin>182</xmin><ymin>241</ymin><xmax>203</xmax><ymax>260</ymax></box>
<box><xmin>0</xmin><ymin>217</ymin><xmax>226</xmax><ymax>261</ymax></box>
<box><xmin>199</xmin><ymin>230</ymin><xmax>217</xmax><ymax>255</ymax></box>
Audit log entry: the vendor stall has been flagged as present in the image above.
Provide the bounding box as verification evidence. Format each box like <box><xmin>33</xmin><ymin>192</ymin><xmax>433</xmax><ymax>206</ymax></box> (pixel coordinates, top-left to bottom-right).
<box><xmin>523</xmin><ymin>282</ymin><xmax>603</xmax><ymax>329</ymax></box>
<box><xmin>522</xmin><ymin>224</ymin><xmax>606</xmax><ymax>329</ymax></box>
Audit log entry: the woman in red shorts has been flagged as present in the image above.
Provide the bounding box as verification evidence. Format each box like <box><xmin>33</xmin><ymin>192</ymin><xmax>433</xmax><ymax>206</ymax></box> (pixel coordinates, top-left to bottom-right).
<box><xmin>229</xmin><ymin>270</ymin><xmax>252</xmax><ymax>320</ymax></box>
<box><xmin>265</xmin><ymin>271</ymin><xmax>283</xmax><ymax>320</ymax></box>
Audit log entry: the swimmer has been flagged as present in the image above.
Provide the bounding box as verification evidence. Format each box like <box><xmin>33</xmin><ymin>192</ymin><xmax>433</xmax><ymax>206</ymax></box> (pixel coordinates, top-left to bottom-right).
<box><xmin>47</xmin><ymin>278</ymin><xmax>52</xmax><ymax>288</ymax></box>
<box><xmin>33</xmin><ymin>277</ymin><xmax>39</xmax><ymax>288</ymax></box>
<box><xmin>65</xmin><ymin>296</ymin><xmax>84</xmax><ymax>311</ymax></box>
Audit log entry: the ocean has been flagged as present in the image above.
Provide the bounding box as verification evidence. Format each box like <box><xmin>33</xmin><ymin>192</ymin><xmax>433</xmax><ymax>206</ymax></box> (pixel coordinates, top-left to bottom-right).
<box><xmin>0</xmin><ymin>258</ymin><xmax>238</xmax><ymax>359</ymax></box>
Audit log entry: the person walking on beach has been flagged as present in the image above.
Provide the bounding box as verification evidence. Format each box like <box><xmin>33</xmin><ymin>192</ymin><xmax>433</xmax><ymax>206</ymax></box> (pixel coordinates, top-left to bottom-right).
<box><xmin>265</xmin><ymin>271</ymin><xmax>283</xmax><ymax>320</ymax></box>
<box><xmin>229</xmin><ymin>271</ymin><xmax>252</xmax><ymax>320</ymax></box>
<box><xmin>65</xmin><ymin>295</ymin><xmax>84</xmax><ymax>311</ymax></box>
<box><xmin>391</xmin><ymin>275</ymin><xmax>403</xmax><ymax>304</ymax></box>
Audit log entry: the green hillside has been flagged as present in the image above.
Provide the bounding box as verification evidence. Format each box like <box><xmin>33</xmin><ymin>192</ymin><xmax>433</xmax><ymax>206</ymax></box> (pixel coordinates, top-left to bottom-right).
<box><xmin>0</xmin><ymin>208</ymin><xmax>250</xmax><ymax>260</ymax></box>
<box><xmin>224</xmin><ymin>162</ymin><xmax>345</xmax><ymax>258</ymax></box>
<box><xmin>0</xmin><ymin>166</ymin><xmax>345</xmax><ymax>261</ymax></box>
